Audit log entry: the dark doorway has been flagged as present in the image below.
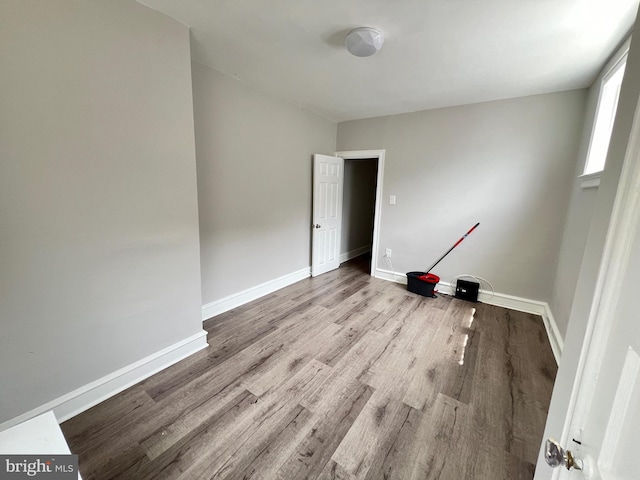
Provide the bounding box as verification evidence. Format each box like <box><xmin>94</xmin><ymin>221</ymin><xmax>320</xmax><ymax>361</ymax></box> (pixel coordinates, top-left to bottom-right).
<box><xmin>340</xmin><ymin>158</ymin><xmax>378</xmax><ymax>272</ymax></box>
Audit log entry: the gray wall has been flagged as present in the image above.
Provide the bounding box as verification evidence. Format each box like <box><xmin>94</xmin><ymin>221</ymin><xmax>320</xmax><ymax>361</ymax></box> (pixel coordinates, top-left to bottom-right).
<box><xmin>337</xmin><ymin>91</ymin><xmax>586</xmax><ymax>301</ymax></box>
<box><xmin>192</xmin><ymin>62</ymin><xmax>337</xmax><ymax>306</ymax></box>
<box><xmin>341</xmin><ymin>160</ymin><xmax>377</xmax><ymax>257</ymax></box>
<box><xmin>0</xmin><ymin>0</ymin><xmax>203</xmax><ymax>424</ymax></box>
<box><xmin>549</xmin><ymin>40</ymin><xmax>631</xmax><ymax>338</ymax></box>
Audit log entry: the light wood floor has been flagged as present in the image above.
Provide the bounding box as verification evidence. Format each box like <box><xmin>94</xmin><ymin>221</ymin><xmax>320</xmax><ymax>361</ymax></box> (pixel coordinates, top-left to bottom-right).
<box><xmin>61</xmin><ymin>256</ymin><xmax>557</xmax><ymax>479</ymax></box>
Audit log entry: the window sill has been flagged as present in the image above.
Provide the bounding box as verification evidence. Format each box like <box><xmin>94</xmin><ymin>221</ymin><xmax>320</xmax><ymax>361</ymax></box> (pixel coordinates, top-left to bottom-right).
<box><xmin>580</xmin><ymin>172</ymin><xmax>601</xmax><ymax>189</ymax></box>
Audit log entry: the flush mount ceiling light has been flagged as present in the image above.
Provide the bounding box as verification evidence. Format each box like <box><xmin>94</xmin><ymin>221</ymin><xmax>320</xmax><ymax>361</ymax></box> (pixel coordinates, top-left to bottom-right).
<box><xmin>345</xmin><ymin>27</ymin><xmax>384</xmax><ymax>57</ymax></box>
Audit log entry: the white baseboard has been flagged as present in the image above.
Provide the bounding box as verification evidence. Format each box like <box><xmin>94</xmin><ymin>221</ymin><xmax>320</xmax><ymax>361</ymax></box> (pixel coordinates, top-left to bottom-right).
<box><xmin>375</xmin><ymin>267</ymin><xmax>407</xmax><ymax>284</ymax></box>
<box><xmin>339</xmin><ymin>245</ymin><xmax>371</xmax><ymax>264</ymax></box>
<box><xmin>541</xmin><ymin>305</ymin><xmax>563</xmax><ymax>365</ymax></box>
<box><xmin>202</xmin><ymin>267</ymin><xmax>311</xmax><ymax>321</ymax></box>
<box><xmin>0</xmin><ymin>330</ymin><xmax>208</xmax><ymax>431</ymax></box>
<box><xmin>374</xmin><ymin>268</ymin><xmax>563</xmax><ymax>364</ymax></box>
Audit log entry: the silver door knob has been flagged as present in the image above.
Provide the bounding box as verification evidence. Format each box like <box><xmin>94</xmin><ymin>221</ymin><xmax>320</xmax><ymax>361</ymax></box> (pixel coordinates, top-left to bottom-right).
<box><xmin>545</xmin><ymin>438</ymin><xmax>583</xmax><ymax>471</ymax></box>
<box><xmin>313</xmin><ymin>224</ymin><xmax>321</xmax><ymax>229</ymax></box>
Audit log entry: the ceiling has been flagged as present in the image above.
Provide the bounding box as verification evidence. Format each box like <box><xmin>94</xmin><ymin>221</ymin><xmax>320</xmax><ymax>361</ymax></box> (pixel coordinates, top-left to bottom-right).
<box><xmin>139</xmin><ymin>0</ymin><xmax>639</xmax><ymax>122</ymax></box>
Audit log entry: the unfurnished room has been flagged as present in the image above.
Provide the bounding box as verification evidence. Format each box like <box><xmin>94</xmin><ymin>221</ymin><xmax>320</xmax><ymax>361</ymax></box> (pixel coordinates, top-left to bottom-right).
<box><xmin>2</xmin><ymin>1</ymin><xmax>640</xmax><ymax>479</ymax></box>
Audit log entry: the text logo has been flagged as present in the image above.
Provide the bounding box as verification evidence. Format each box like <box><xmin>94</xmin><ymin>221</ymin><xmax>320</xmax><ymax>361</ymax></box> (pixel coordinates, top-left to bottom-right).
<box><xmin>0</xmin><ymin>455</ymin><xmax>78</xmax><ymax>479</ymax></box>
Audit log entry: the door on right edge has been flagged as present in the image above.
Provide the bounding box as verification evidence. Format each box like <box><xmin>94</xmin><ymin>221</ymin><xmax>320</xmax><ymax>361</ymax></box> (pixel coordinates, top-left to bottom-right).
<box><xmin>550</xmin><ymin>160</ymin><xmax>640</xmax><ymax>480</ymax></box>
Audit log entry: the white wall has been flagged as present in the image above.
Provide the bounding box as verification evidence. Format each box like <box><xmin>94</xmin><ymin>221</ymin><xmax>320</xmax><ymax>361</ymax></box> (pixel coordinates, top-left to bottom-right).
<box><xmin>192</xmin><ymin>62</ymin><xmax>337</xmax><ymax>308</ymax></box>
<box><xmin>0</xmin><ymin>1</ymin><xmax>203</xmax><ymax>424</ymax></box>
<box><xmin>535</xmin><ymin>21</ymin><xmax>640</xmax><ymax>480</ymax></box>
<box><xmin>549</xmin><ymin>40</ymin><xmax>631</xmax><ymax>338</ymax></box>
<box><xmin>337</xmin><ymin>91</ymin><xmax>586</xmax><ymax>302</ymax></box>
<box><xmin>341</xmin><ymin>159</ymin><xmax>377</xmax><ymax>258</ymax></box>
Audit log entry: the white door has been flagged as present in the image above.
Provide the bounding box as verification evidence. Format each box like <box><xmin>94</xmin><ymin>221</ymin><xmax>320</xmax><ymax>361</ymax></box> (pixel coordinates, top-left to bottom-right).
<box><xmin>539</xmin><ymin>104</ymin><xmax>640</xmax><ymax>479</ymax></box>
<box><xmin>311</xmin><ymin>154</ymin><xmax>343</xmax><ymax>277</ymax></box>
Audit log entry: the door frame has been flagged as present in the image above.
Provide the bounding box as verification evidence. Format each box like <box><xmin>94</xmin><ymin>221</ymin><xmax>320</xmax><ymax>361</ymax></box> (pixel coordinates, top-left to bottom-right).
<box><xmin>335</xmin><ymin>149</ymin><xmax>385</xmax><ymax>277</ymax></box>
<box><xmin>547</xmin><ymin>91</ymin><xmax>640</xmax><ymax>479</ymax></box>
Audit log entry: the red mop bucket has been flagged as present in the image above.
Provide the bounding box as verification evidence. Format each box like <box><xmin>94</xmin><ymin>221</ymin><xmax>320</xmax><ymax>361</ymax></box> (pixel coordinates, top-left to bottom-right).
<box><xmin>406</xmin><ymin>222</ymin><xmax>480</xmax><ymax>298</ymax></box>
<box><xmin>406</xmin><ymin>272</ymin><xmax>440</xmax><ymax>298</ymax></box>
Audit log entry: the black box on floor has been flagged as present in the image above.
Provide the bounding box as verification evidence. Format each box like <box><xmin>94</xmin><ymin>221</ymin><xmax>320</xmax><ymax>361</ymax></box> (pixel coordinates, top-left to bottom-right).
<box><xmin>455</xmin><ymin>279</ymin><xmax>479</xmax><ymax>302</ymax></box>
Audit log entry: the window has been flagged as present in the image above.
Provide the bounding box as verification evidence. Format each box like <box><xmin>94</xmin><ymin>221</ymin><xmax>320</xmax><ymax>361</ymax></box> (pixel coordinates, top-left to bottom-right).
<box><xmin>583</xmin><ymin>54</ymin><xmax>627</xmax><ymax>178</ymax></box>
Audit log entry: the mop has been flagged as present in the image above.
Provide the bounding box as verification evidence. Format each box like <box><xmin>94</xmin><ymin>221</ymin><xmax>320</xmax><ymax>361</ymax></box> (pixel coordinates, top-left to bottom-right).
<box><xmin>407</xmin><ymin>222</ymin><xmax>480</xmax><ymax>297</ymax></box>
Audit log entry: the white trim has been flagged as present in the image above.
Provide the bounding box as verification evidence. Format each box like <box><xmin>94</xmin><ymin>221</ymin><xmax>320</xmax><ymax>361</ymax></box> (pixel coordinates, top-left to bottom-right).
<box><xmin>601</xmin><ymin>40</ymin><xmax>630</xmax><ymax>84</ymax></box>
<box><xmin>374</xmin><ymin>268</ymin><xmax>563</xmax><ymax>363</ymax></box>
<box><xmin>599</xmin><ymin>346</ymin><xmax>640</xmax><ymax>470</ymax></box>
<box><xmin>0</xmin><ymin>330</ymin><xmax>208</xmax><ymax>432</ymax></box>
<box><xmin>339</xmin><ymin>245</ymin><xmax>372</xmax><ymax>264</ymax></box>
<box><xmin>541</xmin><ymin>305</ymin><xmax>564</xmax><ymax>365</ymax></box>
<box><xmin>582</xmin><ymin>36</ymin><xmax>631</xmax><ymax>177</ymax></box>
<box><xmin>375</xmin><ymin>267</ymin><xmax>406</xmax><ymax>284</ymax></box>
<box><xmin>579</xmin><ymin>172</ymin><xmax>601</xmax><ymax>189</ymax></box>
<box><xmin>201</xmin><ymin>267</ymin><xmax>311</xmax><ymax>321</ymax></box>
<box><xmin>335</xmin><ymin>150</ymin><xmax>386</xmax><ymax>278</ymax></box>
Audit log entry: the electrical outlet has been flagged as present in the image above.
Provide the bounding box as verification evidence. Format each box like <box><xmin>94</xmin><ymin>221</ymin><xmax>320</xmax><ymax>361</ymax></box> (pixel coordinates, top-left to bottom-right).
<box><xmin>385</xmin><ymin>248</ymin><xmax>392</xmax><ymax>257</ymax></box>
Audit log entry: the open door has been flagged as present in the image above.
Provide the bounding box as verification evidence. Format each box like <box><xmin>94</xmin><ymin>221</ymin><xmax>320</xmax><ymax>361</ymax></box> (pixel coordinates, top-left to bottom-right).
<box><xmin>311</xmin><ymin>154</ymin><xmax>344</xmax><ymax>277</ymax></box>
<box><xmin>537</xmin><ymin>97</ymin><xmax>640</xmax><ymax>479</ymax></box>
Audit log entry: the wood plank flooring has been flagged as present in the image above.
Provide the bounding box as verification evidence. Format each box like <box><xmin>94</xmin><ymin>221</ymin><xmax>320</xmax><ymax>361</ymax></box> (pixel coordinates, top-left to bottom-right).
<box><xmin>61</xmin><ymin>256</ymin><xmax>557</xmax><ymax>479</ymax></box>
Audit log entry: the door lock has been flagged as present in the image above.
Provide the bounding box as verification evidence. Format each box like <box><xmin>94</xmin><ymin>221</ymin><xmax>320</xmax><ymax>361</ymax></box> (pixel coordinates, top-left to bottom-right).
<box><xmin>313</xmin><ymin>224</ymin><xmax>321</xmax><ymax>229</ymax></box>
<box><xmin>545</xmin><ymin>438</ymin><xmax>583</xmax><ymax>471</ymax></box>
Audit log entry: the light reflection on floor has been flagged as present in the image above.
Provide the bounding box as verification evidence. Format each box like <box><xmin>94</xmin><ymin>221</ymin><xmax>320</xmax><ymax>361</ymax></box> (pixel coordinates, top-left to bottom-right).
<box><xmin>457</xmin><ymin>307</ymin><xmax>476</xmax><ymax>365</ymax></box>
